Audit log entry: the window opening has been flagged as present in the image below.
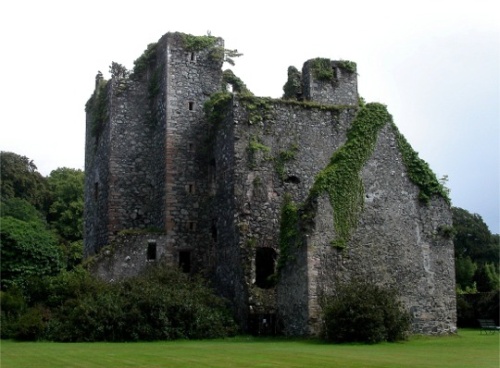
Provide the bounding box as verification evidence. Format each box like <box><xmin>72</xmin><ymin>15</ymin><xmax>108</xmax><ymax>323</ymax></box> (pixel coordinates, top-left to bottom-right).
<box><xmin>187</xmin><ymin>221</ymin><xmax>197</xmax><ymax>231</ymax></box>
<box><xmin>188</xmin><ymin>101</ymin><xmax>194</xmax><ymax>111</ymax></box>
<box><xmin>147</xmin><ymin>240</ymin><xmax>157</xmax><ymax>261</ymax></box>
<box><xmin>190</xmin><ymin>52</ymin><xmax>196</xmax><ymax>62</ymax></box>
<box><xmin>211</xmin><ymin>219</ymin><xmax>218</xmax><ymax>242</ymax></box>
<box><xmin>187</xmin><ymin>183</ymin><xmax>195</xmax><ymax>194</ymax></box>
<box><xmin>179</xmin><ymin>251</ymin><xmax>191</xmax><ymax>273</ymax></box>
<box><xmin>255</xmin><ymin>248</ymin><xmax>277</xmax><ymax>289</ymax></box>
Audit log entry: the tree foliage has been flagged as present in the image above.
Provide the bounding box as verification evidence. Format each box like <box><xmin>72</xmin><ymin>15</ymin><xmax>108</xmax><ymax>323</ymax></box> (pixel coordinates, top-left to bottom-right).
<box><xmin>46</xmin><ymin>167</ymin><xmax>84</xmax><ymax>242</ymax></box>
<box><xmin>452</xmin><ymin>207</ymin><xmax>499</xmax><ymax>293</ymax></box>
<box><xmin>0</xmin><ymin>216</ymin><xmax>63</xmax><ymax>289</ymax></box>
<box><xmin>0</xmin><ymin>151</ymin><xmax>49</xmax><ymax>212</ymax></box>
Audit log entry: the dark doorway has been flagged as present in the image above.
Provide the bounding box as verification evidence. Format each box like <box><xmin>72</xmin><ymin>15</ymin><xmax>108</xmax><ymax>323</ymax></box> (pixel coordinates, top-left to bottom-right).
<box><xmin>179</xmin><ymin>250</ymin><xmax>191</xmax><ymax>273</ymax></box>
<box><xmin>255</xmin><ymin>248</ymin><xmax>276</xmax><ymax>289</ymax></box>
<box><xmin>147</xmin><ymin>241</ymin><xmax>157</xmax><ymax>261</ymax></box>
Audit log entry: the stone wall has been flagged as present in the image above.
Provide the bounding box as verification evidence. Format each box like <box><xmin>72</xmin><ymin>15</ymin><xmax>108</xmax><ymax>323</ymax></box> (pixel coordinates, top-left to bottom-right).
<box><xmin>304</xmin><ymin>123</ymin><xmax>456</xmax><ymax>335</ymax></box>
<box><xmin>302</xmin><ymin>60</ymin><xmax>358</xmax><ymax>105</ymax></box>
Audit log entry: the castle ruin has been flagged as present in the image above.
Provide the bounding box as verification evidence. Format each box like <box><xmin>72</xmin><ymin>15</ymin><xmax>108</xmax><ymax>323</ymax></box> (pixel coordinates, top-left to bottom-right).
<box><xmin>84</xmin><ymin>32</ymin><xmax>456</xmax><ymax>336</ymax></box>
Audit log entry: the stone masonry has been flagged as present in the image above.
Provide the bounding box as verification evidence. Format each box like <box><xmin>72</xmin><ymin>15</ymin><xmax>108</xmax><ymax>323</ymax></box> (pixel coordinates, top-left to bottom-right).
<box><xmin>84</xmin><ymin>32</ymin><xmax>456</xmax><ymax>336</ymax></box>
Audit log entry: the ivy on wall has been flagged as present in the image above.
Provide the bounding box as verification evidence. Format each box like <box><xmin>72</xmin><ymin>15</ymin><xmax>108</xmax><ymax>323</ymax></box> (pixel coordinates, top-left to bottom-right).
<box><xmin>277</xmin><ymin>194</ymin><xmax>300</xmax><ymax>272</ymax></box>
<box><xmin>85</xmin><ymin>77</ymin><xmax>109</xmax><ymax>138</ymax></box>
<box><xmin>309</xmin><ymin>103</ymin><xmax>392</xmax><ymax>248</ymax></box>
<box><xmin>391</xmin><ymin>123</ymin><xmax>450</xmax><ymax>203</ymax></box>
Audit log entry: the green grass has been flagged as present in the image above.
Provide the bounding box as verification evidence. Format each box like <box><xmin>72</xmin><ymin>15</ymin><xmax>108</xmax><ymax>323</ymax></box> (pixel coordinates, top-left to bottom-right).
<box><xmin>1</xmin><ymin>329</ymin><xmax>498</xmax><ymax>368</ymax></box>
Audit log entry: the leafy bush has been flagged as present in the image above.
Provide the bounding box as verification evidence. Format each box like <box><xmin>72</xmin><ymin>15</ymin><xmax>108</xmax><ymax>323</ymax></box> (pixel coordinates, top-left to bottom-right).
<box><xmin>3</xmin><ymin>265</ymin><xmax>237</xmax><ymax>341</ymax></box>
<box><xmin>322</xmin><ymin>281</ymin><xmax>411</xmax><ymax>343</ymax></box>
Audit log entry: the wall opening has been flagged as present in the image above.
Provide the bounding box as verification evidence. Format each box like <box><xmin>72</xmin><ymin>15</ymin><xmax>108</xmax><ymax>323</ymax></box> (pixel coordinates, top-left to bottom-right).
<box><xmin>186</xmin><ymin>182</ymin><xmax>195</xmax><ymax>194</ymax></box>
<box><xmin>284</xmin><ymin>175</ymin><xmax>301</xmax><ymax>184</ymax></box>
<box><xmin>179</xmin><ymin>250</ymin><xmax>191</xmax><ymax>273</ymax></box>
<box><xmin>211</xmin><ymin>219</ymin><xmax>217</xmax><ymax>242</ymax></box>
<box><xmin>255</xmin><ymin>247</ymin><xmax>277</xmax><ymax>289</ymax></box>
<box><xmin>188</xmin><ymin>101</ymin><xmax>194</xmax><ymax>111</ymax></box>
<box><xmin>147</xmin><ymin>240</ymin><xmax>157</xmax><ymax>261</ymax></box>
<box><xmin>187</xmin><ymin>221</ymin><xmax>197</xmax><ymax>231</ymax></box>
<box><xmin>190</xmin><ymin>52</ymin><xmax>196</xmax><ymax>62</ymax></box>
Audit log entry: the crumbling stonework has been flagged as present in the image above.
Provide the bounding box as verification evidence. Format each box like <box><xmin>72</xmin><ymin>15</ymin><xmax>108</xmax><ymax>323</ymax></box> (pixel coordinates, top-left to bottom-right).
<box><xmin>84</xmin><ymin>32</ymin><xmax>456</xmax><ymax>336</ymax></box>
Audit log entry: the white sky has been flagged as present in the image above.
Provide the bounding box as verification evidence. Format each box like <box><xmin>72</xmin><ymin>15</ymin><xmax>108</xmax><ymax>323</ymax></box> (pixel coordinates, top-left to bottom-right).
<box><xmin>0</xmin><ymin>0</ymin><xmax>498</xmax><ymax>233</ymax></box>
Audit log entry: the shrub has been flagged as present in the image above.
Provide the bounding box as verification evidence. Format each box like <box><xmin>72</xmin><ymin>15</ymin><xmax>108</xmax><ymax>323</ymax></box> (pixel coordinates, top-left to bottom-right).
<box><xmin>322</xmin><ymin>281</ymin><xmax>411</xmax><ymax>343</ymax></box>
<box><xmin>9</xmin><ymin>265</ymin><xmax>238</xmax><ymax>341</ymax></box>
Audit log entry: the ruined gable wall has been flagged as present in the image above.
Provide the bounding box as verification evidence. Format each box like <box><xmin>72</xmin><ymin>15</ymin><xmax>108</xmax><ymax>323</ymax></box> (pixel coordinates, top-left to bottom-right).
<box><xmin>308</xmin><ymin>123</ymin><xmax>456</xmax><ymax>334</ymax></box>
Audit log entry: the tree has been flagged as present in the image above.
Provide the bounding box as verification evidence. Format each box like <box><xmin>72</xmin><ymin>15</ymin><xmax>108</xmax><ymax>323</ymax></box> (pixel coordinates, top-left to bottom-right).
<box><xmin>455</xmin><ymin>256</ymin><xmax>477</xmax><ymax>291</ymax></box>
<box><xmin>0</xmin><ymin>151</ymin><xmax>49</xmax><ymax>212</ymax></box>
<box><xmin>46</xmin><ymin>168</ymin><xmax>84</xmax><ymax>242</ymax></box>
<box><xmin>452</xmin><ymin>207</ymin><xmax>499</xmax><ymax>293</ymax></box>
<box><xmin>0</xmin><ymin>215</ymin><xmax>63</xmax><ymax>290</ymax></box>
<box><xmin>452</xmin><ymin>207</ymin><xmax>495</xmax><ymax>261</ymax></box>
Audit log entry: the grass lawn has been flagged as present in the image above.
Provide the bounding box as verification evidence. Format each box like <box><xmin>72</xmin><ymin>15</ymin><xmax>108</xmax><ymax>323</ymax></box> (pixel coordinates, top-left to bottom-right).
<box><xmin>1</xmin><ymin>329</ymin><xmax>498</xmax><ymax>368</ymax></box>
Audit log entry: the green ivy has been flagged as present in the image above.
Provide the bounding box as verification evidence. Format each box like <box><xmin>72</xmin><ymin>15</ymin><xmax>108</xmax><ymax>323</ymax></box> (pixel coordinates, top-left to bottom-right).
<box><xmin>247</xmin><ymin>135</ymin><xmax>271</xmax><ymax>169</ymax></box>
<box><xmin>311</xmin><ymin>58</ymin><xmax>334</xmax><ymax>81</ymax></box>
<box><xmin>181</xmin><ymin>34</ymin><xmax>217</xmax><ymax>51</ymax></box>
<box><xmin>309</xmin><ymin>103</ymin><xmax>392</xmax><ymax>248</ymax></box>
<box><xmin>391</xmin><ymin>123</ymin><xmax>450</xmax><ymax>203</ymax></box>
<box><xmin>222</xmin><ymin>69</ymin><xmax>252</xmax><ymax>94</ymax></box>
<box><xmin>282</xmin><ymin>66</ymin><xmax>302</xmax><ymax>99</ymax></box>
<box><xmin>132</xmin><ymin>43</ymin><xmax>158</xmax><ymax>76</ymax></box>
<box><xmin>238</xmin><ymin>95</ymin><xmax>274</xmax><ymax>125</ymax></box>
<box><xmin>275</xmin><ymin>144</ymin><xmax>299</xmax><ymax>180</ymax></box>
<box><xmin>85</xmin><ymin>78</ymin><xmax>109</xmax><ymax>137</ymax></box>
<box><xmin>204</xmin><ymin>91</ymin><xmax>232</xmax><ymax>126</ymax></box>
<box><xmin>337</xmin><ymin>60</ymin><xmax>357</xmax><ymax>73</ymax></box>
<box><xmin>277</xmin><ymin>194</ymin><xmax>300</xmax><ymax>271</ymax></box>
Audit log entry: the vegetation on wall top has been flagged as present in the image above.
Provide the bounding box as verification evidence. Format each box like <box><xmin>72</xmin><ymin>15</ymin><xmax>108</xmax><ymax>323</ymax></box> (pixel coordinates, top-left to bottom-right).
<box><xmin>132</xmin><ymin>42</ymin><xmax>158</xmax><ymax>76</ymax></box>
<box><xmin>310</xmin><ymin>58</ymin><xmax>335</xmax><ymax>81</ymax></box>
<box><xmin>391</xmin><ymin>123</ymin><xmax>450</xmax><ymax>203</ymax></box>
<box><xmin>85</xmin><ymin>76</ymin><xmax>109</xmax><ymax>138</ymax></box>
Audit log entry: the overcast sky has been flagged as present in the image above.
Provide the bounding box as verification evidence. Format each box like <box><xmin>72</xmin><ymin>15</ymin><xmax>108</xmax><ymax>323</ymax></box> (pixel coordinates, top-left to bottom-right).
<box><xmin>0</xmin><ymin>0</ymin><xmax>498</xmax><ymax>233</ymax></box>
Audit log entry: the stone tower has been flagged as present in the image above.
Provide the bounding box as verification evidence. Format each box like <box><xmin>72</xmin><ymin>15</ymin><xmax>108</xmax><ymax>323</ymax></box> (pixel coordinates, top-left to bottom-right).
<box><xmin>84</xmin><ymin>32</ymin><xmax>456</xmax><ymax>336</ymax></box>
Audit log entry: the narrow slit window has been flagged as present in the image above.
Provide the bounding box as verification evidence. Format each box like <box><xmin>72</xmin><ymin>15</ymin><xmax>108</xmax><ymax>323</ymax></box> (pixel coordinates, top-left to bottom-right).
<box><xmin>187</xmin><ymin>221</ymin><xmax>197</xmax><ymax>231</ymax></box>
<box><xmin>147</xmin><ymin>240</ymin><xmax>157</xmax><ymax>261</ymax></box>
<box><xmin>188</xmin><ymin>101</ymin><xmax>194</xmax><ymax>111</ymax></box>
<box><xmin>187</xmin><ymin>183</ymin><xmax>195</xmax><ymax>194</ymax></box>
<box><xmin>211</xmin><ymin>219</ymin><xmax>217</xmax><ymax>242</ymax></box>
<box><xmin>190</xmin><ymin>52</ymin><xmax>196</xmax><ymax>62</ymax></box>
<box><xmin>94</xmin><ymin>182</ymin><xmax>99</xmax><ymax>201</ymax></box>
